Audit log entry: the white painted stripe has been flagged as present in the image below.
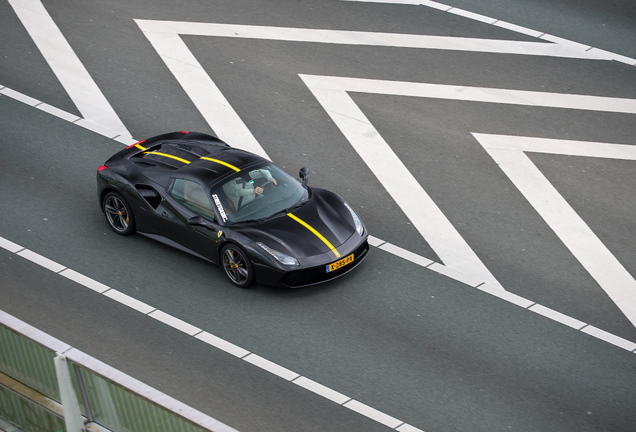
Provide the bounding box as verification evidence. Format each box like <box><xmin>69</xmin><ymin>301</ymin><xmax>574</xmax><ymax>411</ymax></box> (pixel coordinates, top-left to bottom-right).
<box><xmin>397</xmin><ymin>423</ymin><xmax>427</xmax><ymax>432</ymax></box>
<box><xmin>292</xmin><ymin>376</ymin><xmax>351</xmax><ymax>404</ymax></box>
<box><xmin>379</xmin><ymin>242</ymin><xmax>434</xmax><ymax>268</ymax></box>
<box><xmin>448</xmin><ymin>7</ymin><xmax>497</xmax><ymax>24</ymax></box>
<box><xmin>475</xmin><ymin>134</ymin><xmax>636</xmax><ymax>328</ymax></box>
<box><xmin>427</xmin><ymin>262</ymin><xmax>489</xmax><ymax>288</ymax></box>
<box><xmin>581</xmin><ymin>326</ymin><xmax>636</xmax><ymax>352</ymax></box>
<box><xmin>195</xmin><ymin>332</ymin><xmax>250</xmax><ymax>358</ymax></box>
<box><xmin>477</xmin><ymin>283</ymin><xmax>535</xmax><ymax>308</ymax></box>
<box><xmin>16</xmin><ymin>249</ymin><xmax>66</xmax><ymax>273</ymax></box>
<box><xmin>148</xmin><ymin>310</ymin><xmax>202</xmax><ymax>336</ymax></box>
<box><xmin>301</xmin><ymin>75</ymin><xmax>504</xmax><ymax>289</ymax></box>
<box><xmin>74</xmin><ymin>118</ymin><xmax>121</xmax><ymax>139</ymax></box>
<box><xmin>539</xmin><ymin>34</ymin><xmax>590</xmax><ymax>51</ymax></box>
<box><xmin>528</xmin><ymin>304</ymin><xmax>587</xmax><ymax>330</ymax></box>
<box><xmin>59</xmin><ymin>269</ymin><xmax>111</xmax><ymax>293</ymax></box>
<box><xmin>8</xmin><ymin>0</ymin><xmax>131</xmax><ymax>138</ymax></box>
<box><xmin>114</xmin><ymin>135</ymin><xmax>138</xmax><ymax>146</ymax></box>
<box><xmin>37</xmin><ymin>103</ymin><xmax>81</xmax><ymax>122</ymax></box>
<box><xmin>135</xmin><ymin>20</ymin><xmax>611</xmax><ymax>61</ymax></box>
<box><xmin>493</xmin><ymin>21</ymin><xmax>543</xmax><ymax>38</ymax></box>
<box><xmin>135</xmin><ymin>27</ymin><xmax>270</xmax><ymax>159</ymax></box>
<box><xmin>420</xmin><ymin>0</ymin><xmax>452</xmax><ymax>12</ymax></box>
<box><xmin>302</xmin><ymin>75</ymin><xmax>636</xmax><ymax>114</ymax></box>
<box><xmin>367</xmin><ymin>235</ymin><xmax>386</xmax><ymax>247</ymax></box>
<box><xmin>587</xmin><ymin>48</ymin><xmax>636</xmax><ymax>66</ymax></box>
<box><xmin>340</xmin><ymin>0</ymin><xmax>636</xmax><ymax>66</ymax></box>
<box><xmin>0</xmin><ymin>86</ymin><xmax>41</xmax><ymax>106</ymax></box>
<box><xmin>243</xmin><ymin>354</ymin><xmax>300</xmax><ymax>381</ymax></box>
<box><xmin>343</xmin><ymin>399</ymin><xmax>403</xmax><ymax>428</ymax></box>
<box><xmin>0</xmin><ymin>236</ymin><xmax>24</xmax><ymax>253</ymax></box>
<box><xmin>102</xmin><ymin>289</ymin><xmax>155</xmax><ymax>314</ymax></box>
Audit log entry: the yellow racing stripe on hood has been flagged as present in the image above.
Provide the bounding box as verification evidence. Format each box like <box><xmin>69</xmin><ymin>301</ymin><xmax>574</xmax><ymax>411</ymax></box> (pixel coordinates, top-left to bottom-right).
<box><xmin>287</xmin><ymin>213</ymin><xmax>340</xmax><ymax>258</ymax></box>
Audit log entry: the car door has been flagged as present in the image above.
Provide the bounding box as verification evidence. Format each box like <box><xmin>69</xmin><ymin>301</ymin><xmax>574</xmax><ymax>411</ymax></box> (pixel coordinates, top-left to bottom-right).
<box><xmin>162</xmin><ymin>178</ymin><xmax>223</xmax><ymax>263</ymax></box>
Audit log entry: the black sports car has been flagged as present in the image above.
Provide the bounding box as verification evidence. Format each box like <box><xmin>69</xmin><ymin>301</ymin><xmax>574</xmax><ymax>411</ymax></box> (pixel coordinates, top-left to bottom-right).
<box><xmin>97</xmin><ymin>131</ymin><xmax>369</xmax><ymax>288</ymax></box>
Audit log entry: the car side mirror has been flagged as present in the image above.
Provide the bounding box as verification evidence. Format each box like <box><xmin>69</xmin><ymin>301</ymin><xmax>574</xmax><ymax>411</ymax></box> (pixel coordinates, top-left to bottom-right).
<box><xmin>299</xmin><ymin>167</ymin><xmax>309</xmax><ymax>186</ymax></box>
<box><xmin>188</xmin><ymin>215</ymin><xmax>213</xmax><ymax>229</ymax></box>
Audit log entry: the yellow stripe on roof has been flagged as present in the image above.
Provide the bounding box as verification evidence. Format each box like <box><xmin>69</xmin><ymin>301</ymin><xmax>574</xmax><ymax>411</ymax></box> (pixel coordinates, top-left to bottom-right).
<box><xmin>136</xmin><ymin>144</ymin><xmax>147</xmax><ymax>150</ymax></box>
<box><xmin>200</xmin><ymin>156</ymin><xmax>241</xmax><ymax>172</ymax></box>
<box><xmin>287</xmin><ymin>213</ymin><xmax>340</xmax><ymax>258</ymax></box>
<box><xmin>149</xmin><ymin>152</ymin><xmax>191</xmax><ymax>164</ymax></box>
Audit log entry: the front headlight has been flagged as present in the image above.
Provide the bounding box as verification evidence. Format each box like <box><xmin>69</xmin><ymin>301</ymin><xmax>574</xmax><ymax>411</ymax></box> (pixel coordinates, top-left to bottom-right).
<box><xmin>257</xmin><ymin>242</ymin><xmax>299</xmax><ymax>266</ymax></box>
<box><xmin>344</xmin><ymin>202</ymin><xmax>364</xmax><ymax>236</ymax></box>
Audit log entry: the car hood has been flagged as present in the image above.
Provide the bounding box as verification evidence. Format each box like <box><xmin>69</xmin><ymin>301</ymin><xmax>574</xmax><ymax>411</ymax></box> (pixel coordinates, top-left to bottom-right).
<box><xmin>236</xmin><ymin>189</ymin><xmax>357</xmax><ymax>259</ymax></box>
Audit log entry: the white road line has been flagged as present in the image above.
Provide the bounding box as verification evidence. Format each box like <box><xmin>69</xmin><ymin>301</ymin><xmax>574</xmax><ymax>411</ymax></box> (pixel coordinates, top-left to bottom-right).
<box><xmin>528</xmin><ymin>304</ymin><xmax>587</xmax><ymax>330</ymax></box>
<box><xmin>343</xmin><ymin>399</ymin><xmax>403</xmax><ymax>428</ymax></box>
<box><xmin>427</xmin><ymin>262</ymin><xmax>485</xmax><ymax>288</ymax></box>
<box><xmin>341</xmin><ymin>0</ymin><xmax>636</xmax><ymax>66</ymax></box>
<box><xmin>8</xmin><ymin>0</ymin><xmax>132</xmax><ymax>138</ymax></box>
<box><xmin>243</xmin><ymin>354</ymin><xmax>300</xmax><ymax>381</ymax></box>
<box><xmin>474</xmin><ymin>134</ymin><xmax>636</xmax><ymax>328</ymax></box>
<box><xmin>379</xmin><ymin>242</ymin><xmax>434</xmax><ymax>268</ymax></box>
<box><xmin>581</xmin><ymin>326</ymin><xmax>636</xmax><ymax>352</ymax></box>
<box><xmin>301</xmin><ymin>75</ymin><xmax>636</xmax><ymax>114</ymax></box>
<box><xmin>36</xmin><ymin>102</ymin><xmax>81</xmax><ymax>123</ymax></box>
<box><xmin>2</xmin><ymin>233</ymin><xmax>636</xmax><ymax>432</ymax></box>
<box><xmin>135</xmin><ymin>29</ymin><xmax>270</xmax><ymax>159</ymax></box>
<box><xmin>102</xmin><ymin>289</ymin><xmax>156</xmax><ymax>314</ymax></box>
<box><xmin>477</xmin><ymin>283</ymin><xmax>535</xmax><ymax>309</ymax></box>
<box><xmin>0</xmin><ymin>86</ymin><xmax>41</xmax><ymax>106</ymax></box>
<box><xmin>195</xmin><ymin>331</ymin><xmax>250</xmax><ymax>358</ymax></box>
<box><xmin>148</xmin><ymin>310</ymin><xmax>202</xmax><ymax>336</ymax></box>
<box><xmin>301</xmin><ymin>75</ymin><xmax>506</xmax><ymax>289</ymax></box>
<box><xmin>292</xmin><ymin>376</ymin><xmax>351</xmax><ymax>404</ymax></box>
<box><xmin>59</xmin><ymin>269</ymin><xmax>111</xmax><ymax>293</ymax></box>
<box><xmin>134</xmin><ymin>20</ymin><xmax>611</xmax><ymax>60</ymax></box>
<box><xmin>397</xmin><ymin>424</ymin><xmax>427</xmax><ymax>432</ymax></box>
<box><xmin>16</xmin><ymin>249</ymin><xmax>66</xmax><ymax>273</ymax></box>
<box><xmin>0</xmin><ymin>237</ymin><xmax>24</xmax><ymax>253</ymax></box>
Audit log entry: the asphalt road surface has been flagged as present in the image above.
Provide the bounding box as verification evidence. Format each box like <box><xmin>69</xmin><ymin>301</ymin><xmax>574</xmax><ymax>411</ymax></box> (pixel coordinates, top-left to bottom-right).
<box><xmin>2</xmin><ymin>0</ymin><xmax>636</xmax><ymax>431</ymax></box>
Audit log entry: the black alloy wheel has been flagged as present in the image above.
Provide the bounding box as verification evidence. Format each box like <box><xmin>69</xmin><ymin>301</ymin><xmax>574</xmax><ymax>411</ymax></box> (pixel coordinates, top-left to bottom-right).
<box><xmin>221</xmin><ymin>244</ymin><xmax>254</xmax><ymax>288</ymax></box>
<box><xmin>103</xmin><ymin>191</ymin><xmax>135</xmax><ymax>235</ymax></box>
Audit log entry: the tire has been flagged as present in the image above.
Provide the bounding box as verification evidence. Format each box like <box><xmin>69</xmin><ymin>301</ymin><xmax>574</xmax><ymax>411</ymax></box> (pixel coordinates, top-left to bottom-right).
<box><xmin>102</xmin><ymin>191</ymin><xmax>135</xmax><ymax>236</ymax></box>
<box><xmin>221</xmin><ymin>244</ymin><xmax>254</xmax><ymax>288</ymax></box>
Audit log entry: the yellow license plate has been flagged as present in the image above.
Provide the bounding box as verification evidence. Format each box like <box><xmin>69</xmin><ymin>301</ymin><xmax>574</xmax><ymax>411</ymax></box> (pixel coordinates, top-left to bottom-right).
<box><xmin>326</xmin><ymin>253</ymin><xmax>354</xmax><ymax>273</ymax></box>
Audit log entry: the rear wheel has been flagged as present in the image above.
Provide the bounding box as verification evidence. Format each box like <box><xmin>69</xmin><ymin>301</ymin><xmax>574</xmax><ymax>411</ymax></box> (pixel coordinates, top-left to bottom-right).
<box><xmin>221</xmin><ymin>244</ymin><xmax>254</xmax><ymax>288</ymax></box>
<box><xmin>103</xmin><ymin>191</ymin><xmax>135</xmax><ymax>235</ymax></box>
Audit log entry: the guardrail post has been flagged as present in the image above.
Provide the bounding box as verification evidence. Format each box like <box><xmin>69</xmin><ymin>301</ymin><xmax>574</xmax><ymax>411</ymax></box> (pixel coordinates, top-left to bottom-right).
<box><xmin>54</xmin><ymin>353</ymin><xmax>85</xmax><ymax>432</ymax></box>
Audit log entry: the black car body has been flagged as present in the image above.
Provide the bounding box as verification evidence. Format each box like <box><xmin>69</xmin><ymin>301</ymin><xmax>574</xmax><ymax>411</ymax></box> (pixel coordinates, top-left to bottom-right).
<box><xmin>96</xmin><ymin>131</ymin><xmax>369</xmax><ymax>288</ymax></box>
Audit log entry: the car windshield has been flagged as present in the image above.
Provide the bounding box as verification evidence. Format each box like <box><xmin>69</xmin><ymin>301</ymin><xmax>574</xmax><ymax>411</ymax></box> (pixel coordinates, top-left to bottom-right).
<box><xmin>209</xmin><ymin>164</ymin><xmax>308</xmax><ymax>224</ymax></box>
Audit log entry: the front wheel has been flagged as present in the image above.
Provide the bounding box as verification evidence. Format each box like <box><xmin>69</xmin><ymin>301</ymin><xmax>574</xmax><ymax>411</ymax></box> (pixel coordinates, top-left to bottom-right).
<box><xmin>221</xmin><ymin>244</ymin><xmax>254</xmax><ymax>288</ymax></box>
<box><xmin>103</xmin><ymin>191</ymin><xmax>135</xmax><ymax>235</ymax></box>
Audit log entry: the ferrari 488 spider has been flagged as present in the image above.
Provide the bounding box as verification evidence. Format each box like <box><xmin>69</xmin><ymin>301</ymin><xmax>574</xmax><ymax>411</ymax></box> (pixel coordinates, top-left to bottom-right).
<box><xmin>97</xmin><ymin>131</ymin><xmax>369</xmax><ymax>288</ymax></box>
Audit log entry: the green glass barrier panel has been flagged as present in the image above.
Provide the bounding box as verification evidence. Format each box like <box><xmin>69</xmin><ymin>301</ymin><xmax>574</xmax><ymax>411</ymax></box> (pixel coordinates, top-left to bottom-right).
<box><xmin>0</xmin><ymin>385</ymin><xmax>66</xmax><ymax>432</ymax></box>
<box><xmin>79</xmin><ymin>367</ymin><xmax>208</xmax><ymax>432</ymax></box>
<box><xmin>0</xmin><ymin>325</ymin><xmax>60</xmax><ymax>403</ymax></box>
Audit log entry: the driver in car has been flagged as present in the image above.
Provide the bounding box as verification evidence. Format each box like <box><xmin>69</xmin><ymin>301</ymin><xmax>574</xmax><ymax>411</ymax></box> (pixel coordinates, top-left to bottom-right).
<box><xmin>222</xmin><ymin>168</ymin><xmax>277</xmax><ymax>211</ymax></box>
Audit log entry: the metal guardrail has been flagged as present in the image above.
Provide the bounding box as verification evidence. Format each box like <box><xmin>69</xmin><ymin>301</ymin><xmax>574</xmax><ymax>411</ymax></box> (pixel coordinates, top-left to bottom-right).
<box><xmin>0</xmin><ymin>310</ymin><xmax>239</xmax><ymax>432</ymax></box>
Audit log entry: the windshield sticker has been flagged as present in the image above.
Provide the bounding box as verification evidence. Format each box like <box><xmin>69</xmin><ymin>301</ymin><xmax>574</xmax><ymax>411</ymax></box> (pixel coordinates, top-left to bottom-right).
<box><xmin>212</xmin><ymin>194</ymin><xmax>228</xmax><ymax>222</ymax></box>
